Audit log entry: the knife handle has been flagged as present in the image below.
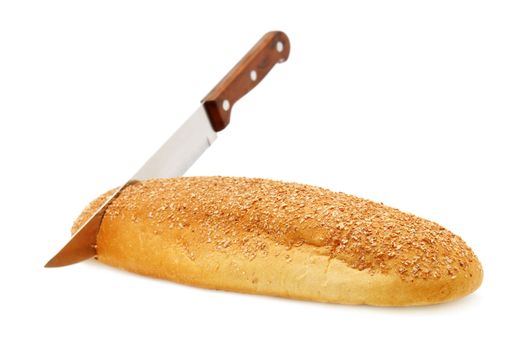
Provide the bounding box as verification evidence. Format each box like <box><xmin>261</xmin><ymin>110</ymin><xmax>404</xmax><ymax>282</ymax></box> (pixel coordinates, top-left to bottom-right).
<box><xmin>202</xmin><ymin>31</ymin><xmax>290</xmax><ymax>132</ymax></box>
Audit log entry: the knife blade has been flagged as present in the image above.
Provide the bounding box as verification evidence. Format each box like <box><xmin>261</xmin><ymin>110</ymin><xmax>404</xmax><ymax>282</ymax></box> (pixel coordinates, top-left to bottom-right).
<box><xmin>45</xmin><ymin>31</ymin><xmax>290</xmax><ymax>267</ymax></box>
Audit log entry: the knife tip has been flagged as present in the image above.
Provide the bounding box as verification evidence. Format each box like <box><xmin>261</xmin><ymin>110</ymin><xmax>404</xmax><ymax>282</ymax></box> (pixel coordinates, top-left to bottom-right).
<box><xmin>44</xmin><ymin>257</ymin><xmax>61</xmax><ymax>268</ymax></box>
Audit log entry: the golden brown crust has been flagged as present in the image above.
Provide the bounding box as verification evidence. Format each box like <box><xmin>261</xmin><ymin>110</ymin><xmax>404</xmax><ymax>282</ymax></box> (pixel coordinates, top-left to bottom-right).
<box><xmin>74</xmin><ymin>176</ymin><xmax>483</xmax><ymax>306</ymax></box>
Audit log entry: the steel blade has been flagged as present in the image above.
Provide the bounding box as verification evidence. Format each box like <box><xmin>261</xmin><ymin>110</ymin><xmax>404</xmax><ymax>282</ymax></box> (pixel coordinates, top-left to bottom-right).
<box><xmin>44</xmin><ymin>184</ymin><xmax>126</xmax><ymax>267</ymax></box>
<box><xmin>132</xmin><ymin>106</ymin><xmax>217</xmax><ymax>180</ymax></box>
<box><xmin>45</xmin><ymin>106</ymin><xmax>216</xmax><ymax>267</ymax></box>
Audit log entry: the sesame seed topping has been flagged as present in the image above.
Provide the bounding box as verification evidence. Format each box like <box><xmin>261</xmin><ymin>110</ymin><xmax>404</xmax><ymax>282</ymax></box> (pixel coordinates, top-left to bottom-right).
<box><xmin>74</xmin><ymin>176</ymin><xmax>479</xmax><ymax>281</ymax></box>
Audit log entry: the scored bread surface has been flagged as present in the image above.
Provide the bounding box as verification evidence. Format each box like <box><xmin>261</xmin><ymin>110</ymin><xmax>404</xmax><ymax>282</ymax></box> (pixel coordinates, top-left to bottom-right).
<box><xmin>73</xmin><ymin>176</ymin><xmax>483</xmax><ymax>306</ymax></box>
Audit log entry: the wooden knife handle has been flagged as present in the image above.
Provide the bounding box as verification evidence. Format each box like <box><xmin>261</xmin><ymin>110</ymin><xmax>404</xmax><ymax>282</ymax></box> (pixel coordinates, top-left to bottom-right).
<box><xmin>202</xmin><ymin>31</ymin><xmax>290</xmax><ymax>132</ymax></box>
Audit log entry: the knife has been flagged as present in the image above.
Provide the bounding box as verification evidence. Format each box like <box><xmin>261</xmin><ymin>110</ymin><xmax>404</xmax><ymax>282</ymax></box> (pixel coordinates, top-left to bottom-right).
<box><xmin>45</xmin><ymin>31</ymin><xmax>290</xmax><ymax>268</ymax></box>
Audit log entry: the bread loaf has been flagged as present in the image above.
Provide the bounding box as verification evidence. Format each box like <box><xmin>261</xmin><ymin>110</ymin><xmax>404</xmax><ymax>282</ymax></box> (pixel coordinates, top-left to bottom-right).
<box><xmin>74</xmin><ymin>176</ymin><xmax>483</xmax><ymax>306</ymax></box>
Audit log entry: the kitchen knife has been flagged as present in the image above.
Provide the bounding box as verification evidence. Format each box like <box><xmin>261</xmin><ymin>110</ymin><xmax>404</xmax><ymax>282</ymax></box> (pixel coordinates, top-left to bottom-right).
<box><xmin>45</xmin><ymin>31</ymin><xmax>290</xmax><ymax>267</ymax></box>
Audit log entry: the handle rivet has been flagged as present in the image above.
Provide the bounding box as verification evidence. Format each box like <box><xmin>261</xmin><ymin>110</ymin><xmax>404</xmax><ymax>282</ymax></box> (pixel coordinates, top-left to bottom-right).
<box><xmin>250</xmin><ymin>70</ymin><xmax>258</xmax><ymax>81</ymax></box>
<box><xmin>222</xmin><ymin>99</ymin><xmax>230</xmax><ymax>111</ymax></box>
<box><xmin>276</xmin><ymin>41</ymin><xmax>284</xmax><ymax>53</ymax></box>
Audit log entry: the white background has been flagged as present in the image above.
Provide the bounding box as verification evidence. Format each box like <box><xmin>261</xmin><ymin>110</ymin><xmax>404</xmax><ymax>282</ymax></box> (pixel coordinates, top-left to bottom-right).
<box><xmin>1</xmin><ymin>1</ymin><xmax>526</xmax><ymax>349</ymax></box>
